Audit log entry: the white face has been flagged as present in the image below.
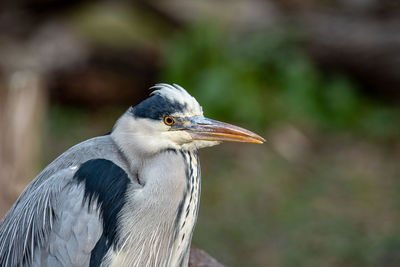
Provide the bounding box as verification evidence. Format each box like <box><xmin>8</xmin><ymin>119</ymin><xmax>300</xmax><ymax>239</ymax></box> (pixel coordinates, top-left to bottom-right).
<box><xmin>111</xmin><ymin>114</ymin><xmax>220</xmax><ymax>157</ymax></box>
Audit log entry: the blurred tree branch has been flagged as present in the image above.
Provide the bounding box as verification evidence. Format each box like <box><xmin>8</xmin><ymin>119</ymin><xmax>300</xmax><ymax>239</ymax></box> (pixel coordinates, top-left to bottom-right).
<box><xmin>0</xmin><ymin>72</ymin><xmax>46</xmax><ymax>218</ymax></box>
<box><xmin>272</xmin><ymin>0</ymin><xmax>400</xmax><ymax>101</ymax></box>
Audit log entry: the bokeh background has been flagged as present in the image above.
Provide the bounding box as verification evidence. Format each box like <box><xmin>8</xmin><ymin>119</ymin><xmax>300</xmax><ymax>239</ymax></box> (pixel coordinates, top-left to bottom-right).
<box><xmin>1</xmin><ymin>1</ymin><xmax>400</xmax><ymax>266</ymax></box>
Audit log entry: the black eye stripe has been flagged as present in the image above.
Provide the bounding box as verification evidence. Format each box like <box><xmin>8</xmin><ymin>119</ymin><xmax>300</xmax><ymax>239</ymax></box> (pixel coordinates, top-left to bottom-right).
<box><xmin>131</xmin><ymin>95</ymin><xmax>187</xmax><ymax>120</ymax></box>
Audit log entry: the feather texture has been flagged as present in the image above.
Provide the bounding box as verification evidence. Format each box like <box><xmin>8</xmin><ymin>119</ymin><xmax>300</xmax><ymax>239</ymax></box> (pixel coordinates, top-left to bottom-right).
<box><xmin>0</xmin><ymin>135</ymin><xmax>131</xmax><ymax>267</ymax></box>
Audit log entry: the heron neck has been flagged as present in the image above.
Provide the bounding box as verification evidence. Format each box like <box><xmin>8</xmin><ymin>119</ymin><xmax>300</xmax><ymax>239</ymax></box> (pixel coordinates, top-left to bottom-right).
<box><xmin>169</xmin><ymin>150</ymin><xmax>201</xmax><ymax>266</ymax></box>
<box><xmin>106</xmin><ymin>149</ymin><xmax>201</xmax><ymax>267</ymax></box>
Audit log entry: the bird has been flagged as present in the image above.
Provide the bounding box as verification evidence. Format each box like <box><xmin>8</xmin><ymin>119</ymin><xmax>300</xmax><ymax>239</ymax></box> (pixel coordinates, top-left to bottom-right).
<box><xmin>0</xmin><ymin>83</ymin><xmax>264</xmax><ymax>267</ymax></box>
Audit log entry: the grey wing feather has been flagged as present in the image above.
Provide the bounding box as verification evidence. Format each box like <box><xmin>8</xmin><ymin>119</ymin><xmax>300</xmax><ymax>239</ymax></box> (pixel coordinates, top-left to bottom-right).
<box><xmin>0</xmin><ymin>167</ymin><xmax>102</xmax><ymax>267</ymax></box>
<box><xmin>0</xmin><ymin>167</ymin><xmax>72</xmax><ymax>266</ymax></box>
<box><xmin>0</xmin><ymin>136</ymin><xmax>130</xmax><ymax>267</ymax></box>
<box><xmin>40</xmin><ymin>183</ymin><xmax>102</xmax><ymax>267</ymax></box>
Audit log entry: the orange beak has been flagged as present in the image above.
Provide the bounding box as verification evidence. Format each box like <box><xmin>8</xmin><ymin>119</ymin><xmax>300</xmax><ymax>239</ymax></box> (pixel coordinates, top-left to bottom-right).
<box><xmin>185</xmin><ymin>117</ymin><xmax>265</xmax><ymax>144</ymax></box>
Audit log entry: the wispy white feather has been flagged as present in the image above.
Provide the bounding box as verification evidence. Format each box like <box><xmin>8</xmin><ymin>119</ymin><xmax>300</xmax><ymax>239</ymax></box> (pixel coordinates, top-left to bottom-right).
<box><xmin>151</xmin><ymin>83</ymin><xmax>203</xmax><ymax>117</ymax></box>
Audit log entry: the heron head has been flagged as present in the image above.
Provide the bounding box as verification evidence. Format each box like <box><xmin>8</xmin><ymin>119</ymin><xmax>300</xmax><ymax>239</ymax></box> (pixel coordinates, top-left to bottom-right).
<box><xmin>112</xmin><ymin>84</ymin><xmax>264</xmax><ymax>155</ymax></box>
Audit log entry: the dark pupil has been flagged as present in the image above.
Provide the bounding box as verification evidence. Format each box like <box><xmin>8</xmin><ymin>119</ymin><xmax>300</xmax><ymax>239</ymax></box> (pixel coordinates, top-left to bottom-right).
<box><xmin>166</xmin><ymin>118</ymin><xmax>172</xmax><ymax>124</ymax></box>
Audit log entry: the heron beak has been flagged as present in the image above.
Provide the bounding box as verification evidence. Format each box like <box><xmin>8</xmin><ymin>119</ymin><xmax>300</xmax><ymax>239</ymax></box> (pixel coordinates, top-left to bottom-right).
<box><xmin>186</xmin><ymin>117</ymin><xmax>265</xmax><ymax>144</ymax></box>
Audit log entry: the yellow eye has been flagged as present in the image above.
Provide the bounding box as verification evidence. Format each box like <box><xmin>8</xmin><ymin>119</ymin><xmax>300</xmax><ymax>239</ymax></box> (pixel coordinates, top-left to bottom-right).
<box><xmin>163</xmin><ymin>116</ymin><xmax>175</xmax><ymax>126</ymax></box>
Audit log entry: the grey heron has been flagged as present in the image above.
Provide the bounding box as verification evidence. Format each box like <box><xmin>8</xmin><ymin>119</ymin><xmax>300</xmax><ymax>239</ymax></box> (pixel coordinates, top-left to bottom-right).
<box><xmin>0</xmin><ymin>83</ymin><xmax>264</xmax><ymax>267</ymax></box>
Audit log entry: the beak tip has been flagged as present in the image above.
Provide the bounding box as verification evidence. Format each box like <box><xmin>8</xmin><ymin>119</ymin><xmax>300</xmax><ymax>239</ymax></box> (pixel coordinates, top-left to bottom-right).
<box><xmin>255</xmin><ymin>137</ymin><xmax>266</xmax><ymax>144</ymax></box>
<box><xmin>251</xmin><ymin>134</ymin><xmax>266</xmax><ymax>144</ymax></box>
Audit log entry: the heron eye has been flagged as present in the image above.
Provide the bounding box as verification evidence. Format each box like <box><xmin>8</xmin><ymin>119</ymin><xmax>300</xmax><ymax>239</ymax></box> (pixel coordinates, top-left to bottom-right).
<box><xmin>164</xmin><ymin>116</ymin><xmax>175</xmax><ymax>126</ymax></box>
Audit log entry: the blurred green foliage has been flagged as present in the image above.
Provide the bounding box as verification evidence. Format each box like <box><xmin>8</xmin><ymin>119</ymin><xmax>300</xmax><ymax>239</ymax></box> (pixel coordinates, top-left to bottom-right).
<box><xmin>157</xmin><ymin>23</ymin><xmax>400</xmax><ymax>267</ymax></box>
<box><xmin>197</xmin><ymin>139</ymin><xmax>400</xmax><ymax>267</ymax></box>
<box><xmin>160</xmin><ymin>23</ymin><xmax>400</xmax><ymax>139</ymax></box>
<box><xmin>72</xmin><ymin>3</ymin><xmax>170</xmax><ymax>50</ymax></box>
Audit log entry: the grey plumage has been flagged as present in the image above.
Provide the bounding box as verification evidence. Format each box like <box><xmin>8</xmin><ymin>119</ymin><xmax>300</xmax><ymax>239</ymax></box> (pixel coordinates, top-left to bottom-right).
<box><xmin>0</xmin><ymin>137</ymin><xmax>126</xmax><ymax>266</ymax></box>
<box><xmin>0</xmin><ymin>84</ymin><xmax>264</xmax><ymax>267</ymax></box>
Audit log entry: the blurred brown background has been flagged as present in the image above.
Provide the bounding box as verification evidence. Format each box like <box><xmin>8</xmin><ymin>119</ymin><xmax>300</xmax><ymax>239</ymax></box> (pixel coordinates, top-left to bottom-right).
<box><xmin>1</xmin><ymin>0</ymin><xmax>400</xmax><ymax>266</ymax></box>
